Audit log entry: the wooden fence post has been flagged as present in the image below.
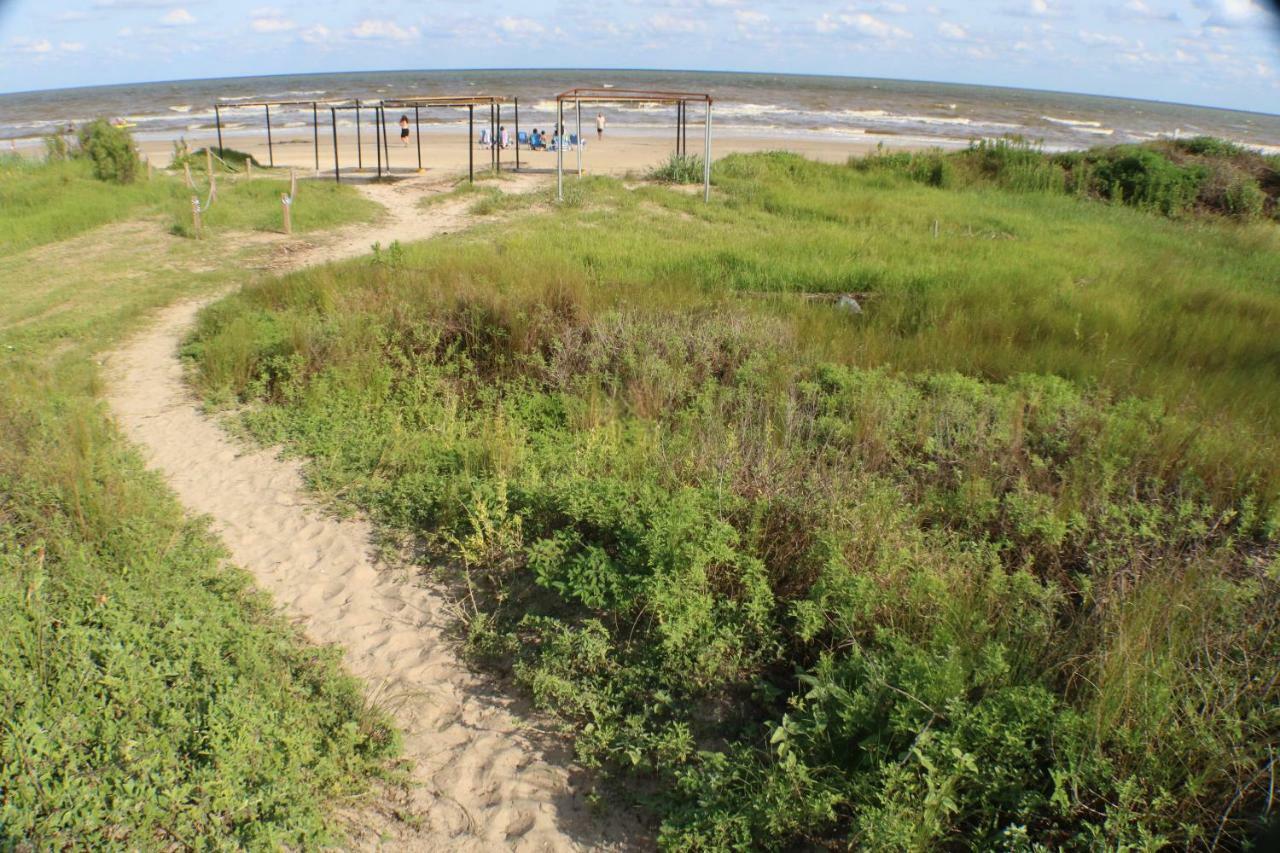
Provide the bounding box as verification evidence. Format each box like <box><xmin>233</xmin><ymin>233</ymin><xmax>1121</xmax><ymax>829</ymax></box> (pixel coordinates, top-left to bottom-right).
<box><xmin>206</xmin><ymin>147</ymin><xmax>213</xmax><ymax>177</ymax></box>
<box><xmin>183</xmin><ymin>162</ymin><xmax>193</xmax><ymax>188</ymax></box>
<box><xmin>191</xmin><ymin>196</ymin><xmax>203</xmax><ymax>239</ymax></box>
<box><xmin>281</xmin><ymin>193</ymin><xmax>292</xmax><ymax>235</ymax></box>
<box><xmin>289</xmin><ymin>168</ymin><xmax>297</xmax><ymax>202</ymax></box>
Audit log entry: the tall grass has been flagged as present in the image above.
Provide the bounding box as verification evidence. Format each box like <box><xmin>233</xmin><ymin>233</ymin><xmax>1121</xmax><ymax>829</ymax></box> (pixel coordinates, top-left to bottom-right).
<box><xmin>188</xmin><ymin>152</ymin><xmax>1280</xmax><ymax>848</ymax></box>
<box><xmin>0</xmin><ymin>153</ymin><xmax>378</xmax><ymax>252</ymax></box>
<box><xmin>0</xmin><ymin>159</ymin><xmax>397</xmax><ymax>846</ymax></box>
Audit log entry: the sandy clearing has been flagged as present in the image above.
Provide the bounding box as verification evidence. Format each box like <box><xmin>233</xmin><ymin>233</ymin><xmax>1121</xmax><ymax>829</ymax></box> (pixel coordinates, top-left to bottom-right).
<box><xmin>105</xmin><ymin>173</ymin><xmax>646</xmax><ymax>850</ymax></box>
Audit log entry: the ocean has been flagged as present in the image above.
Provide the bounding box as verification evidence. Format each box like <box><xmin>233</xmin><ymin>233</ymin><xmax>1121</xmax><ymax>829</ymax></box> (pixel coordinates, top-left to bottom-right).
<box><xmin>1</xmin><ymin>69</ymin><xmax>1277</xmax><ymax>154</ymax></box>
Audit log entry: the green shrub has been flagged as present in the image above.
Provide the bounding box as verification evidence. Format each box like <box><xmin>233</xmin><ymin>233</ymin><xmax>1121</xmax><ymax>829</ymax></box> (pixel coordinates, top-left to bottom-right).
<box><xmin>77</xmin><ymin>118</ymin><xmax>140</xmax><ymax>184</ymax></box>
<box><xmin>649</xmin><ymin>153</ymin><xmax>706</xmax><ymax>184</ymax></box>
<box><xmin>187</xmin><ymin>153</ymin><xmax>1280</xmax><ymax>849</ymax></box>
<box><xmin>42</xmin><ymin>131</ymin><xmax>73</xmax><ymax>162</ymax></box>
<box><xmin>1174</xmin><ymin>135</ymin><xmax>1248</xmax><ymax>158</ymax></box>
<box><xmin>961</xmin><ymin>137</ymin><xmax>1066</xmax><ymax>193</ymax></box>
<box><xmin>1090</xmin><ymin>147</ymin><xmax>1206</xmax><ymax>215</ymax></box>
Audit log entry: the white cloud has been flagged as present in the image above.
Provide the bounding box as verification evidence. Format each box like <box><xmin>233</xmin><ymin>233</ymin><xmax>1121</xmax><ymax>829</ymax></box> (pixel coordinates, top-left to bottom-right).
<box><xmin>1078</xmin><ymin>30</ymin><xmax>1129</xmax><ymax>48</ymax></box>
<box><xmin>647</xmin><ymin>13</ymin><xmax>705</xmax><ymax>34</ymax></box>
<box><xmin>1194</xmin><ymin>0</ymin><xmax>1270</xmax><ymax>28</ymax></box>
<box><xmin>733</xmin><ymin>8</ymin><xmax>771</xmax><ymax>33</ymax></box>
<box><xmin>160</xmin><ymin>8</ymin><xmax>195</xmax><ymax>26</ymax></box>
<box><xmin>349</xmin><ymin>19</ymin><xmax>419</xmax><ymax>41</ymax></box>
<box><xmin>92</xmin><ymin>0</ymin><xmax>183</xmax><ymax>8</ymax></box>
<box><xmin>56</xmin><ymin>11</ymin><xmax>90</xmax><ymax>22</ymax></box>
<box><xmin>10</xmin><ymin>37</ymin><xmax>53</xmax><ymax>53</ymax></box>
<box><xmin>1120</xmin><ymin>0</ymin><xmax>1180</xmax><ymax>22</ymax></box>
<box><xmin>299</xmin><ymin>23</ymin><xmax>331</xmax><ymax>44</ymax></box>
<box><xmin>495</xmin><ymin>16</ymin><xmax>545</xmax><ymax>36</ymax></box>
<box><xmin>250</xmin><ymin>17</ymin><xmax>297</xmax><ymax>33</ymax></box>
<box><xmin>1004</xmin><ymin>0</ymin><xmax>1057</xmax><ymax>18</ymax></box>
<box><xmin>816</xmin><ymin>11</ymin><xmax>911</xmax><ymax>39</ymax></box>
<box><xmin>59</xmin><ymin>41</ymin><xmax>86</xmax><ymax>51</ymax></box>
<box><xmin>938</xmin><ymin>21</ymin><xmax>968</xmax><ymax>41</ymax></box>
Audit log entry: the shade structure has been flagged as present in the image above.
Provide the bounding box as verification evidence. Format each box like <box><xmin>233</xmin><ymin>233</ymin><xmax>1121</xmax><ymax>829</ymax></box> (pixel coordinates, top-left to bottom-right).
<box><xmin>212</xmin><ymin>98</ymin><xmax>350</xmax><ymax>172</ymax></box>
<box><xmin>380</xmin><ymin>95</ymin><xmax>515</xmax><ymax>181</ymax></box>
<box><xmin>553</xmin><ymin>88</ymin><xmax>714</xmax><ymax>202</ymax></box>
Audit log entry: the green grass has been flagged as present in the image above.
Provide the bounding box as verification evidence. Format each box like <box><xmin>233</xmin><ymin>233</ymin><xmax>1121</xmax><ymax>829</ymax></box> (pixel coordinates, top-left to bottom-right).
<box><xmin>0</xmin><ymin>154</ymin><xmax>379</xmax><ymax>252</ymax></box>
<box><xmin>172</xmin><ymin>172</ymin><xmax>382</xmax><ymax>236</ymax></box>
<box><xmin>1</xmin><ymin>159</ymin><xmax>397</xmax><ymax>846</ymax></box>
<box><xmin>188</xmin><ymin>151</ymin><xmax>1280</xmax><ymax>849</ymax></box>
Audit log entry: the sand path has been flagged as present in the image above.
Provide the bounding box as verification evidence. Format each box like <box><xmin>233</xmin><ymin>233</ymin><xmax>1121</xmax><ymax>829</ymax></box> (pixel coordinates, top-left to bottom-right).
<box><xmin>106</xmin><ymin>175</ymin><xmax>643</xmax><ymax>850</ymax></box>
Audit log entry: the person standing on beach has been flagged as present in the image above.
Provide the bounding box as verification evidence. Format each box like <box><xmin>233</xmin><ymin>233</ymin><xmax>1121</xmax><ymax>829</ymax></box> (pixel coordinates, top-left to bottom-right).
<box><xmin>596</xmin><ymin>112</ymin><xmax>606</xmax><ymax>140</ymax></box>
<box><xmin>399</xmin><ymin>114</ymin><xmax>410</xmax><ymax>147</ymax></box>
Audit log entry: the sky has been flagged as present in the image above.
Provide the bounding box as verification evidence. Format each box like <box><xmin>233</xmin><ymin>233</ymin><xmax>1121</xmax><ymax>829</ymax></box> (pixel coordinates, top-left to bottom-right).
<box><xmin>0</xmin><ymin>0</ymin><xmax>1278</xmax><ymax>112</ymax></box>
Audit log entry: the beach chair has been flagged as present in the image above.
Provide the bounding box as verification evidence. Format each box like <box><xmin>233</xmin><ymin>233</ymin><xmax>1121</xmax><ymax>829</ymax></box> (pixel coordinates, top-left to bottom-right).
<box><xmin>517</xmin><ymin>131</ymin><xmax>529</xmax><ymax>145</ymax></box>
<box><xmin>478</xmin><ymin>128</ymin><xmax>491</xmax><ymax>148</ymax></box>
<box><xmin>569</xmin><ymin>134</ymin><xmax>579</xmax><ymax>149</ymax></box>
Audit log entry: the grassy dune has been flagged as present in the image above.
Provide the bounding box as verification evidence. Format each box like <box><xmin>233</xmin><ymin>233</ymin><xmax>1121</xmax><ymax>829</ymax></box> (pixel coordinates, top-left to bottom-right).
<box><xmin>0</xmin><ymin>155</ymin><xmax>377</xmax><ymax>253</ymax></box>
<box><xmin>0</xmin><ymin>157</ymin><xmax>395</xmax><ymax>846</ymax></box>
<box><xmin>190</xmin><ymin>152</ymin><xmax>1279</xmax><ymax>848</ymax></box>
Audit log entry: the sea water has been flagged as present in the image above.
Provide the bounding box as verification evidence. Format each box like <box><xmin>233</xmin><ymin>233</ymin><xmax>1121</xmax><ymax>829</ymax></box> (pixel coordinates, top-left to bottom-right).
<box><xmin>1</xmin><ymin>68</ymin><xmax>1276</xmax><ymax>154</ymax></box>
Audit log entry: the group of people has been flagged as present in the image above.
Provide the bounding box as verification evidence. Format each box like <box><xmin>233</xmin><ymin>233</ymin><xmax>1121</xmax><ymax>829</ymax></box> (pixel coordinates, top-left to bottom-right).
<box><xmin>394</xmin><ymin>111</ymin><xmax>609</xmax><ymax>151</ymax></box>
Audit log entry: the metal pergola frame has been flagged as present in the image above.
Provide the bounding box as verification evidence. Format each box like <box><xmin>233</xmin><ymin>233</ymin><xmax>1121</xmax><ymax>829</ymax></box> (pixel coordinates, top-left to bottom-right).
<box><xmin>213</xmin><ymin>98</ymin><xmax>347</xmax><ymax>171</ymax></box>
<box><xmin>379</xmin><ymin>95</ymin><xmax>517</xmax><ymax>182</ymax></box>
<box><xmin>215</xmin><ymin>94</ymin><xmax>517</xmax><ymax>184</ymax></box>
<box><xmin>554</xmin><ymin>88</ymin><xmax>714</xmax><ymax>203</ymax></box>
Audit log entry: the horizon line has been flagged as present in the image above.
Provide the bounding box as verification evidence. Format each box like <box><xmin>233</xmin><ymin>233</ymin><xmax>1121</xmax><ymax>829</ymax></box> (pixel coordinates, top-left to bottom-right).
<box><xmin>1</xmin><ymin>65</ymin><xmax>1278</xmax><ymax>120</ymax></box>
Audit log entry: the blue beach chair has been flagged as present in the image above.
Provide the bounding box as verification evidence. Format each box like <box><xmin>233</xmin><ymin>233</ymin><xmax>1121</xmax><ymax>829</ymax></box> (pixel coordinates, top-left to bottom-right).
<box><xmin>517</xmin><ymin>131</ymin><xmax>529</xmax><ymax>145</ymax></box>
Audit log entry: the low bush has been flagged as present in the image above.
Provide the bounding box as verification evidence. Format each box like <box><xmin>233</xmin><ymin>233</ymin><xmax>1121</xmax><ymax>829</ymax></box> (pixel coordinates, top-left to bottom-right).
<box><xmin>77</xmin><ymin>118</ymin><xmax>140</xmax><ymax>184</ymax></box>
<box><xmin>649</xmin><ymin>153</ymin><xmax>706</xmax><ymax>184</ymax></box>
<box><xmin>856</xmin><ymin>135</ymin><xmax>1276</xmax><ymax>219</ymax></box>
<box><xmin>187</xmin><ymin>154</ymin><xmax>1280</xmax><ymax>847</ymax></box>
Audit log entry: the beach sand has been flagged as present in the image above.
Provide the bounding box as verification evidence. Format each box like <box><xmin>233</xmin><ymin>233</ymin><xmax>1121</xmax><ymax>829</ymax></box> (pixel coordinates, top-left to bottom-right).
<box><xmin>130</xmin><ymin>127</ymin><xmax>900</xmax><ymax>177</ymax></box>
<box><xmin>106</xmin><ymin>174</ymin><xmax>651</xmax><ymax>850</ymax></box>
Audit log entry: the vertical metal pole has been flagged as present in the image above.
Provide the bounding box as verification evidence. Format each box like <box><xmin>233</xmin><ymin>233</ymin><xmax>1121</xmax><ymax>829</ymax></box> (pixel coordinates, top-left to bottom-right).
<box><xmin>214</xmin><ymin>105</ymin><xmax>223</xmax><ymax>158</ymax></box>
<box><xmin>414</xmin><ymin>106</ymin><xmax>422</xmax><ymax>172</ymax></box>
<box><xmin>683</xmin><ymin>101</ymin><xmax>688</xmax><ymax>155</ymax></box>
<box><xmin>490</xmin><ymin>102</ymin><xmax>496</xmax><ymax>171</ymax></box>
<box><xmin>381</xmin><ymin>106</ymin><xmax>390</xmax><ymax>173</ymax></box>
<box><xmin>496</xmin><ymin>102</ymin><xmax>502</xmax><ymax>173</ymax></box>
<box><xmin>355</xmin><ymin>102</ymin><xmax>363</xmax><ymax>170</ymax></box>
<box><xmin>468</xmin><ymin>105</ymin><xmax>474</xmax><ymax>183</ymax></box>
<box><xmin>331</xmin><ymin>106</ymin><xmax>340</xmax><ymax>183</ymax></box>
<box><xmin>514</xmin><ymin>97</ymin><xmax>520</xmax><ymax>171</ymax></box>
<box><xmin>676</xmin><ymin>102</ymin><xmax>682</xmax><ymax>156</ymax></box>
<box><xmin>576</xmin><ymin>98</ymin><xmax>582</xmax><ymax>176</ymax></box>
<box><xmin>375</xmin><ymin>107</ymin><xmax>383</xmax><ymax>179</ymax></box>
<box><xmin>312</xmin><ymin>101</ymin><xmax>319</xmax><ymax>171</ymax></box>
<box><xmin>264</xmin><ymin>103</ymin><xmax>274</xmax><ymax>168</ymax></box>
<box><xmin>556</xmin><ymin>99</ymin><xmax>564</xmax><ymax>201</ymax></box>
<box><xmin>703</xmin><ymin>101</ymin><xmax>712</xmax><ymax>203</ymax></box>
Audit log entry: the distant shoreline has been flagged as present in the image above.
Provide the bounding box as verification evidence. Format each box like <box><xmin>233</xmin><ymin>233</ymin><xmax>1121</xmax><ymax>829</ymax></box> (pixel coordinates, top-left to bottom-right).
<box><xmin>3</xmin><ymin>69</ymin><xmax>1277</xmax><ymax>156</ymax></box>
<box><xmin>3</xmin><ymin>66</ymin><xmax>1277</xmax><ymax>119</ymax></box>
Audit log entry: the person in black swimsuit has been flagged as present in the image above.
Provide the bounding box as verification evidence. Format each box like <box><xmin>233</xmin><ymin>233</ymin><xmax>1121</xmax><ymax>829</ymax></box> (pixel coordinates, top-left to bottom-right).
<box><xmin>399</xmin><ymin>114</ymin><xmax>410</xmax><ymax>146</ymax></box>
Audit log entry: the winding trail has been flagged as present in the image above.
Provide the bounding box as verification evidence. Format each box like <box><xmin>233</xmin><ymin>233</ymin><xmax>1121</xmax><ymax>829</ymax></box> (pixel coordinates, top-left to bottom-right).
<box><xmin>105</xmin><ymin>176</ymin><xmax>642</xmax><ymax>851</ymax></box>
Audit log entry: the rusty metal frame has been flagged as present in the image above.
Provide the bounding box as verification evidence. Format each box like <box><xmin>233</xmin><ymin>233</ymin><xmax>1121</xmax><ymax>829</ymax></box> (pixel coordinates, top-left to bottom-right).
<box><xmin>217</xmin><ymin>93</ymin><xmax>517</xmax><ymax>184</ymax></box>
<box><xmin>213</xmin><ymin>98</ymin><xmax>349</xmax><ymax>171</ymax></box>
<box><xmin>553</xmin><ymin>88</ymin><xmax>714</xmax><ymax>202</ymax></box>
<box><xmin>380</xmin><ymin>95</ymin><xmax>514</xmax><ymax>181</ymax></box>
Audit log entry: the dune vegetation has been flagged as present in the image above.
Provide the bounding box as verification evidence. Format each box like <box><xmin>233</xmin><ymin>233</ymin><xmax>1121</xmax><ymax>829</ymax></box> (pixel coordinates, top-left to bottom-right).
<box><xmin>0</xmin><ymin>149</ymin><xmax>395</xmax><ymax>846</ymax></box>
<box><xmin>188</xmin><ymin>148</ymin><xmax>1280</xmax><ymax>848</ymax></box>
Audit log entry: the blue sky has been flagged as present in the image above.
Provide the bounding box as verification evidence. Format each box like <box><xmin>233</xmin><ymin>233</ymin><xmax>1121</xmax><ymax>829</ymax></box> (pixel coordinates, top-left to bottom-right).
<box><xmin>1</xmin><ymin>0</ymin><xmax>1277</xmax><ymax>112</ymax></box>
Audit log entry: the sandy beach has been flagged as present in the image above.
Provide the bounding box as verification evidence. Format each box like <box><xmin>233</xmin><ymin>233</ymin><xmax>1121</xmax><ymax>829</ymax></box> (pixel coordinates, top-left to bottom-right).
<box><xmin>120</xmin><ymin>127</ymin><xmax>907</xmax><ymax>178</ymax></box>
